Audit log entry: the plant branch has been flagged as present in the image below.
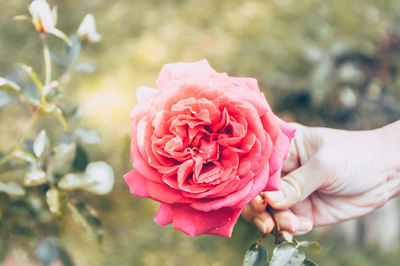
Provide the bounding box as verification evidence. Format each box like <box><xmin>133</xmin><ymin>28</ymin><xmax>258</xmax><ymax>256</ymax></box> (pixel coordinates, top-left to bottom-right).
<box><xmin>41</xmin><ymin>34</ymin><xmax>51</xmax><ymax>87</ymax></box>
<box><xmin>0</xmin><ymin>110</ymin><xmax>39</xmax><ymax>168</ymax></box>
<box><xmin>256</xmin><ymin>205</ymin><xmax>288</xmax><ymax>245</ymax></box>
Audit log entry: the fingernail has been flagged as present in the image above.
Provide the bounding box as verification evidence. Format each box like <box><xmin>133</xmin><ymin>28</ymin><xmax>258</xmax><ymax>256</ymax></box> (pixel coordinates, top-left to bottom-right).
<box><xmin>298</xmin><ymin>217</ymin><xmax>313</xmax><ymax>232</ymax></box>
<box><xmin>254</xmin><ymin>217</ymin><xmax>267</xmax><ymax>233</ymax></box>
<box><xmin>265</xmin><ymin>191</ymin><xmax>284</xmax><ymax>203</ymax></box>
<box><xmin>251</xmin><ymin>195</ymin><xmax>267</xmax><ymax>212</ymax></box>
<box><xmin>293</xmin><ymin>230</ymin><xmax>311</xmax><ymax>236</ymax></box>
<box><xmin>288</xmin><ymin>220</ymin><xmax>299</xmax><ymax>233</ymax></box>
<box><xmin>254</xmin><ymin>195</ymin><xmax>263</xmax><ymax>203</ymax></box>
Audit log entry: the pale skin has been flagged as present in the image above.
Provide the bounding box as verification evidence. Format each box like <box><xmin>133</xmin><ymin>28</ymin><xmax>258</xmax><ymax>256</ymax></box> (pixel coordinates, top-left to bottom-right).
<box><xmin>242</xmin><ymin>120</ymin><xmax>400</xmax><ymax>235</ymax></box>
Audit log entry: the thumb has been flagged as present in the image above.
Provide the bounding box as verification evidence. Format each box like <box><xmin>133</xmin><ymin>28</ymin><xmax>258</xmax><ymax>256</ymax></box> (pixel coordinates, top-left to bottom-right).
<box><xmin>264</xmin><ymin>157</ymin><xmax>324</xmax><ymax>209</ymax></box>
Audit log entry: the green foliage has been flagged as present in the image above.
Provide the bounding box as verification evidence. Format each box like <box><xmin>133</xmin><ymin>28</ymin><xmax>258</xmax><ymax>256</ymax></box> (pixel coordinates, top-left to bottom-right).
<box><xmin>0</xmin><ymin>1</ymin><xmax>111</xmax><ymax>264</ymax></box>
<box><xmin>243</xmin><ymin>228</ymin><xmax>323</xmax><ymax>266</ymax></box>
<box><xmin>270</xmin><ymin>243</ymin><xmax>306</xmax><ymax>266</ymax></box>
<box><xmin>243</xmin><ymin>243</ymin><xmax>267</xmax><ymax>266</ymax></box>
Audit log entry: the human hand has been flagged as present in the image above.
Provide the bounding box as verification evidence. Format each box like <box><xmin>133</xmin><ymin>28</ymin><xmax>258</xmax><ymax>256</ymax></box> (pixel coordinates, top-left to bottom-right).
<box><xmin>242</xmin><ymin>121</ymin><xmax>400</xmax><ymax>235</ymax></box>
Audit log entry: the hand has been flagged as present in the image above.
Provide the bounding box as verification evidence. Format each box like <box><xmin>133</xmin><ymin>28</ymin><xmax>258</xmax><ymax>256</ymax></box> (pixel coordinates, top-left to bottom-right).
<box><xmin>241</xmin><ymin>121</ymin><xmax>400</xmax><ymax>235</ymax></box>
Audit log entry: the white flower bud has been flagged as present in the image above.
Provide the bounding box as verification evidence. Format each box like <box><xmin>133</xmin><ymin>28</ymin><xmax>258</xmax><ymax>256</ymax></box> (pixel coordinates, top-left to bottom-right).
<box><xmin>28</xmin><ymin>0</ymin><xmax>56</xmax><ymax>33</ymax></box>
<box><xmin>77</xmin><ymin>14</ymin><xmax>101</xmax><ymax>43</ymax></box>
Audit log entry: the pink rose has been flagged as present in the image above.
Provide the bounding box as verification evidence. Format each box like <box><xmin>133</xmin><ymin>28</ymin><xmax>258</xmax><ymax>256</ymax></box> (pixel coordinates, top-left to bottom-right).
<box><xmin>124</xmin><ymin>60</ymin><xmax>295</xmax><ymax>237</ymax></box>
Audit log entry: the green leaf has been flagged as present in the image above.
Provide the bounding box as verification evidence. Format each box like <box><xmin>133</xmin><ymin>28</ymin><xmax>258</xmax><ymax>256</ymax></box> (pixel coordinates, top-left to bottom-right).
<box><xmin>0</xmin><ymin>234</ymin><xmax>10</xmax><ymax>263</ymax></box>
<box><xmin>270</xmin><ymin>243</ymin><xmax>306</xmax><ymax>266</ymax></box>
<box><xmin>69</xmin><ymin>202</ymin><xmax>103</xmax><ymax>243</ymax></box>
<box><xmin>302</xmin><ymin>259</ymin><xmax>318</xmax><ymax>266</ymax></box>
<box><xmin>42</xmin><ymin>103</ymin><xmax>68</xmax><ymax>129</ymax></box>
<box><xmin>13</xmin><ymin>149</ymin><xmax>37</xmax><ymax>164</ymax></box>
<box><xmin>33</xmin><ymin>130</ymin><xmax>50</xmax><ymax>158</ymax></box>
<box><xmin>0</xmin><ymin>181</ymin><xmax>25</xmax><ymax>196</ymax></box>
<box><xmin>0</xmin><ymin>77</ymin><xmax>22</xmax><ymax>96</ymax></box>
<box><xmin>35</xmin><ymin>239</ymin><xmax>74</xmax><ymax>266</ymax></box>
<box><xmin>35</xmin><ymin>238</ymin><xmax>59</xmax><ymax>266</ymax></box>
<box><xmin>48</xmin><ymin>28</ymin><xmax>72</xmax><ymax>46</ymax></box>
<box><xmin>47</xmin><ymin>137</ymin><xmax>76</xmax><ymax>176</ymax></box>
<box><xmin>24</xmin><ymin>167</ymin><xmax>48</xmax><ymax>186</ymax></box>
<box><xmin>20</xmin><ymin>64</ymin><xmax>43</xmax><ymax>91</ymax></box>
<box><xmin>73</xmin><ymin>62</ymin><xmax>96</xmax><ymax>73</ymax></box>
<box><xmin>0</xmin><ymin>91</ymin><xmax>17</xmax><ymax>108</ymax></box>
<box><xmin>243</xmin><ymin>243</ymin><xmax>267</xmax><ymax>266</ymax></box>
<box><xmin>296</xmin><ymin>241</ymin><xmax>323</xmax><ymax>255</ymax></box>
<box><xmin>46</xmin><ymin>188</ymin><xmax>63</xmax><ymax>216</ymax></box>
<box><xmin>13</xmin><ymin>15</ymin><xmax>30</xmax><ymax>21</ymax></box>
<box><xmin>50</xmin><ymin>51</ymin><xmax>67</xmax><ymax>67</ymax></box>
<box><xmin>57</xmin><ymin>246</ymin><xmax>74</xmax><ymax>266</ymax></box>
<box><xmin>0</xmin><ymin>193</ymin><xmax>10</xmax><ymax>221</ymax></box>
<box><xmin>281</xmin><ymin>231</ymin><xmax>294</xmax><ymax>243</ymax></box>
<box><xmin>84</xmin><ymin>161</ymin><xmax>114</xmax><ymax>195</ymax></box>
<box><xmin>73</xmin><ymin>128</ymin><xmax>101</xmax><ymax>144</ymax></box>
<box><xmin>22</xmin><ymin>83</ymin><xmax>41</xmax><ymax>106</ymax></box>
<box><xmin>308</xmin><ymin>242</ymin><xmax>322</xmax><ymax>256</ymax></box>
<box><xmin>65</xmin><ymin>35</ymin><xmax>81</xmax><ymax>67</ymax></box>
<box><xmin>72</xmin><ymin>145</ymin><xmax>89</xmax><ymax>171</ymax></box>
<box><xmin>59</xmin><ymin>161</ymin><xmax>114</xmax><ymax>195</ymax></box>
<box><xmin>52</xmin><ymin>106</ymin><xmax>68</xmax><ymax>129</ymax></box>
<box><xmin>43</xmin><ymin>80</ymin><xmax>62</xmax><ymax>100</ymax></box>
<box><xmin>58</xmin><ymin>173</ymin><xmax>95</xmax><ymax>190</ymax></box>
<box><xmin>65</xmin><ymin>103</ymin><xmax>84</xmax><ymax>122</ymax></box>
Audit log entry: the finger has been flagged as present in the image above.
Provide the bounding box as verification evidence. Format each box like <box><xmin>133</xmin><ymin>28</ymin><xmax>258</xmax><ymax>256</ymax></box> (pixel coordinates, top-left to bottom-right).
<box><xmin>250</xmin><ymin>195</ymin><xmax>268</xmax><ymax>213</ymax></box>
<box><xmin>241</xmin><ymin>205</ymin><xmax>274</xmax><ymax>234</ymax></box>
<box><xmin>292</xmin><ymin>216</ymin><xmax>313</xmax><ymax>236</ymax></box>
<box><xmin>241</xmin><ymin>204</ymin><xmax>256</xmax><ymax>223</ymax></box>
<box><xmin>273</xmin><ymin>210</ymin><xmax>313</xmax><ymax>234</ymax></box>
<box><xmin>263</xmin><ymin>156</ymin><xmax>324</xmax><ymax>209</ymax></box>
<box><xmin>282</xmin><ymin>136</ymin><xmax>299</xmax><ymax>174</ymax></box>
<box><xmin>254</xmin><ymin>212</ymin><xmax>275</xmax><ymax>234</ymax></box>
<box><xmin>273</xmin><ymin>209</ymin><xmax>300</xmax><ymax>233</ymax></box>
<box><xmin>282</xmin><ymin>123</ymin><xmax>309</xmax><ymax>174</ymax></box>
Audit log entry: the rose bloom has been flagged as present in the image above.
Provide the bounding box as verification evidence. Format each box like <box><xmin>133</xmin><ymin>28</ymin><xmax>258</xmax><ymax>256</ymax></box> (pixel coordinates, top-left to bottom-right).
<box><xmin>124</xmin><ymin>60</ymin><xmax>295</xmax><ymax>237</ymax></box>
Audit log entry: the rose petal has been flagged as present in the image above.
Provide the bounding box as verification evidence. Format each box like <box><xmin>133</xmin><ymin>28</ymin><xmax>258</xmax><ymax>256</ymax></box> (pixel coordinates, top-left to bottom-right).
<box><xmin>123</xmin><ymin>169</ymin><xmax>149</xmax><ymax>197</ymax></box>
<box><xmin>276</xmin><ymin>115</ymin><xmax>296</xmax><ymax>139</ymax></box>
<box><xmin>147</xmin><ymin>180</ymin><xmax>188</xmax><ymax>204</ymax></box>
<box><xmin>171</xmin><ymin>205</ymin><xmax>240</xmax><ymax>237</ymax></box>
<box><xmin>207</xmin><ymin>208</ymin><xmax>241</xmax><ymax>237</ymax></box>
<box><xmin>152</xmin><ymin>110</ymin><xmax>171</xmax><ymax>137</ymax></box>
<box><xmin>268</xmin><ymin>132</ymin><xmax>290</xmax><ymax>182</ymax></box>
<box><xmin>234</xmin><ymin>163</ymin><xmax>270</xmax><ymax>208</ymax></box>
<box><xmin>264</xmin><ymin>167</ymin><xmax>281</xmax><ymax>191</ymax></box>
<box><xmin>182</xmin><ymin>175</ymin><xmax>240</xmax><ymax>199</ymax></box>
<box><xmin>130</xmin><ymin>118</ymin><xmax>163</xmax><ymax>183</ymax></box>
<box><xmin>136</xmin><ymin>86</ymin><xmax>158</xmax><ymax>104</ymax></box>
<box><xmin>156</xmin><ymin>59</ymin><xmax>217</xmax><ymax>89</ymax></box>
<box><xmin>261</xmin><ymin>112</ymin><xmax>280</xmax><ymax>142</ymax></box>
<box><xmin>154</xmin><ymin>203</ymin><xmax>173</xmax><ymax>226</ymax></box>
<box><xmin>190</xmin><ymin>180</ymin><xmax>253</xmax><ymax>211</ymax></box>
<box><xmin>177</xmin><ymin>159</ymin><xmax>194</xmax><ymax>186</ymax></box>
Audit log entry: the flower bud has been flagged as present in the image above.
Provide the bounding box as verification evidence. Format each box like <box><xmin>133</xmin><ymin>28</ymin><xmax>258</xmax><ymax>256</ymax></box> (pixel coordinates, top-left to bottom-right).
<box><xmin>77</xmin><ymin>14</ymin><xmax>101</xmax><ymax>43</ymax></box>
<box><xmin>28</xmin><ymin>0</ymin><xmax>56</xmax><ymax>33</ymax></box>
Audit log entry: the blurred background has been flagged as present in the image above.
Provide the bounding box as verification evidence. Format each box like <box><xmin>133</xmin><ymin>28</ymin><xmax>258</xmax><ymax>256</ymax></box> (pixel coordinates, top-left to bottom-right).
<box><xmin>1</xmin><ymin>0</ymin><xmax>400</xmax><ymax>265</ymax></box>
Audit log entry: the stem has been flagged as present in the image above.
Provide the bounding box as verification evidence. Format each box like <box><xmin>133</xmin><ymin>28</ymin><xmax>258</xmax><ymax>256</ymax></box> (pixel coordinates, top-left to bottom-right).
<box><xmin>266</xmin><ymin>205</ymin><xmax>280</xmax><ymax>232</ymax></box>
<box><xmin>0</xmin><ymin>153</ymin><xmax>14</xmax><ymax>168</ymax></box>
<box><xmin>0</xmin><ymin>110</ymin><xmax>39</xmax><ymax>168</ymax></box>
<box><xmin>256</xmin><ymin>205</ymin><xmax>286</xmax><ymax>244</ymax></box>
<box><xmin>41</xmin><ymin>34</ymin><xmax>51</xmax><ymax>87</ymax></box>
